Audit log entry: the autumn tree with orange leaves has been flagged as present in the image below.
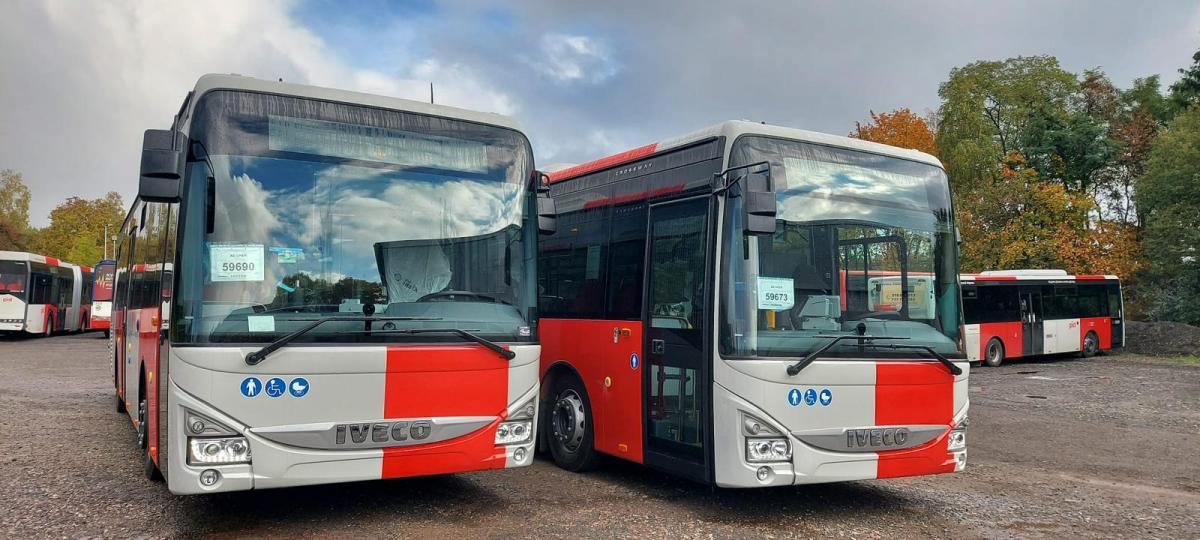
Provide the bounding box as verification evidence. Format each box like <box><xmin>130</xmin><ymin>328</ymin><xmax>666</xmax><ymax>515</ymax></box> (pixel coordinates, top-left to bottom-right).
<box><xmin>849</xmin><ymin>108</ymin><xmax>938</xmax><ymax>155</ymax></box>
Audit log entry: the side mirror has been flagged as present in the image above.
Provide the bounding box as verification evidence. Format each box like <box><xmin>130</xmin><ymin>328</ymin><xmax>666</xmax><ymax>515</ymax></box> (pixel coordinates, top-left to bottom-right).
<box><xmin>534</xmin><ymin>171</ymin><xmax>556</xmax><ymax>235</ymax></box>
<box><xmin>138</xmin><ymin>129</ymin><xmax>186</xmax><ymax>203</ymax></box>
<box><xmin>741</xmin><ymin>164</ymin><xmax>779</xmax><ymax>235</ymax></box>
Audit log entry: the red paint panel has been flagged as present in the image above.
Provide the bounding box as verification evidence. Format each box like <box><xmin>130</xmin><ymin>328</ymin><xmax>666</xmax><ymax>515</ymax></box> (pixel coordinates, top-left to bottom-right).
<box><xmin>874</xmin><ymin>362</ymin><xmax>956</xmax><ymax>479</ymax></box>
<box><xmin>1079</xmin><ymin>317</ymin><xmax>1112</xmax><ymax>350</ymax></box>
<box><xmin>539</xmin><ymin>319</ymin><xmax>644</xmax><ymax>464</ymax></box>
<box><xmin>380</xmin><ymin>346</ymin><xmax>510</xmax><ymax>478</ymax></box>
<box><xmin>547</xmin><ymin>143</ymin><xmax>658</xmax><ymax>183</ymax></box>
<box><xmin>979</xmin><ymin>321</ymin><xmax>1023</xmax><ymax>359</ymax></box>
<box><xmin>138</xmin><ymin>307</ymin><xmax>161</xmax><ymax>464</ymax></box>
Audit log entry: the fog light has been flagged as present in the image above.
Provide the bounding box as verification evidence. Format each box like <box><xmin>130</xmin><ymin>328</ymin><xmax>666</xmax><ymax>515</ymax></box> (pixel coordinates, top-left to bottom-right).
<box><xmin>756</xmin><ymin>466</ymin><xmax>771</xmax><ymax>481</ymax></box>
<box><xmin>746</xmin><ymin>437</ymin><xmax>791</xmax><ymax>463</ymax></box>
<box><xmin>947</xmin><ymin>429</ymin><xmax>967</xmax><ymax>452</ymax></box>
<box><xmin>199</xmin><ymin>469</ymin><xmax>220</xmax><ymax>487</ymax></box>
<box><xmin>188</xmin><ymin>437</ymin><xmax>251</xmax><ymax>465</ymax></box>
<box><xmin>514</xmin><ymin>447</ymin><xmax>527</xmax><ymax>463</ymax></box>
<box><xmin>495</xmin><ymin>421</ymin><xmax>533</xmax><ymax>445</ymax></box>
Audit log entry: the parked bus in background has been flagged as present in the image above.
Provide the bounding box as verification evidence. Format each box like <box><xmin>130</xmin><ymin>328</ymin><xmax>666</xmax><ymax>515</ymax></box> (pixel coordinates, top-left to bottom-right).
<box><xmin>537</xmin><ymin>121</ymin><xmax>968</xmax><ymax>487</ymax></box>
<box><xmin>961</xmin><ymin>270</ymin><xmax>1124</xmax><ymax>367</ymax></box>
<box><xmin>0</xmin><ymin>251</ymin><xmax>93</xmax><ymax>336</ymax></box>
<box><xmin>112</xmin><ymin>74</ymin><xmax>552</xmax><ymax>494</ymax></box>
<box><xmin>91</xmin><ymin>259</ymin><xmax>116</xmax><ymax>338</ymax></box>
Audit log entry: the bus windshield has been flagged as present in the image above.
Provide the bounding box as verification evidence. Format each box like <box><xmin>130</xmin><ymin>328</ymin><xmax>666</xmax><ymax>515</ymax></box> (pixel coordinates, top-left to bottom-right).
<box><xmin>173</xmin><ymin>90</ymin><xmax>536</xmax><ymax>344</ymax></box>
<box><xmin>719</xmin><ymin>137</ymin><xmax>962</xmax><ymax>358</ymax></box>
<box><xmin>0</xmin><ymin>260</ymin><xmax>27</xmax><ymax>300</ymax></box>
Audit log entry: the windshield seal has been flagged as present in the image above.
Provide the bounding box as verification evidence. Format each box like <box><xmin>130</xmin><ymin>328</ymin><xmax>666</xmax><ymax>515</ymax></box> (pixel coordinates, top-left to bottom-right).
<box><xmin>718</xmin><ymin>134</ymin><xmax>964</xmax><ymax>360</ymax></box>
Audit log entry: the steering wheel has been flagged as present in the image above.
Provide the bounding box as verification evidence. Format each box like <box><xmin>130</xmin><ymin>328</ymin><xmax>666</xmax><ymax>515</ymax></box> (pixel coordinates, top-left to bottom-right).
<box><xmin>416</xmin><ymin>290</ymin><xmax>496</xmax><ymax>303</ymax></box>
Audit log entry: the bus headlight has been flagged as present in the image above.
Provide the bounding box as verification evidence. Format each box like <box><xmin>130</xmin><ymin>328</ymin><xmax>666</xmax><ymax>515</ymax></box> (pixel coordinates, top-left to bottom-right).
<box><xmin>495</xmin><ymin>421</ymin><xmax>533</xmax><ymax>445</ymax></box>
<box><xmin>188</xmin><ymin>437</ymin><xmax>251</xmax><ymax>465</ymax></box>
<box><xmin>746</xmin><ymin>438</ymin><xmax>791</xmax><ymax>463</ymax></box>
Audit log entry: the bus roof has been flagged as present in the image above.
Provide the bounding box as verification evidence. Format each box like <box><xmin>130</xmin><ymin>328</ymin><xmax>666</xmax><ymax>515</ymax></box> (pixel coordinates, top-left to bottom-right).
<box><xmin>0</xmin><ymin>250</ymin><xmax>84</xmax><ymax>269</ymax></box>
<box><xmin>546</xmin><ymin>120</ymin><xmax>944</xmax><ymax>184</ymax></box>
<box><xmin>178</xmin><ymin>74</ymin><xmax>523</xmax><ymax>133</ymax></box>
<box><xmin>961</xmin><ymin>270</ymin><xmax>1120</xmax><ymax>282</ymax></box>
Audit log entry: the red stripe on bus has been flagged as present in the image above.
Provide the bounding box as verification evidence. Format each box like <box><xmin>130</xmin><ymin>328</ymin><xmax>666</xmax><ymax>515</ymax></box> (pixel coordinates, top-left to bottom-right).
<box><xmin>380</xmin><ymin>345</ymin><xmax>510</xmax><ymax>479</ymax></box>
<box><xmin>874</xmin><ymin>362</ymin><xmax>957</xmax><ymax>479</ymax></box>
<box><xmin>582</xmin><ymin>184</ymin><xmax>685</xmax><ymax>209</ymax></box>
<box><xmin>45</xmin><ymin>257</ymin><xmax>59</xmax><ymax>266</ymax></box>
<box><xmin>547</xmin><ymin>143</ymin><xmax>658</xmax><ymax>183</ymax></box>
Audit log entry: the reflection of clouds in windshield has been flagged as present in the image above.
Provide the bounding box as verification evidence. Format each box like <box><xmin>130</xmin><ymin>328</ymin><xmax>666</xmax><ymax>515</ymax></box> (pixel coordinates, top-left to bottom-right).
<box><xmin>782</xmin><ymin>158</ymin><xmax>927</xmax><ymax>209</ymax></box>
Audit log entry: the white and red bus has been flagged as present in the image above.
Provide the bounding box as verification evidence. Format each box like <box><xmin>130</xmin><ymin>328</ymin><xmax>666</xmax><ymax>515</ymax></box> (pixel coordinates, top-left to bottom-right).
<box><xmin>537</xmin><ymin>121</ymin><xmax>968</xmax><ymax>487</ymax></box>
<box><xmin>90</xmin><ymin>259</ymin><xmax>116</xmax><ymax>337</ymax></box>
<box><xmin>113</xmin><ymin>74</ymin><xmax>551</xmax><ymax>494</ymax></box>
<box><xmin>0</xmin><ymin>251</ymin><xmax>93</xmax><ymax>336</ymax></box>
<box><xmin>961</xmin><ymin>270</ymin><xmax>1124</xmax><ymax>366</ymax></box>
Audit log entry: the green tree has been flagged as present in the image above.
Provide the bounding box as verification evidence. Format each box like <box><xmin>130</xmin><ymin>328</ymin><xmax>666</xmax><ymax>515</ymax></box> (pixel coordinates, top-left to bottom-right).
<box><xmin>34</xmin><ymin>192</ymin><xmax>125</xmax><ymax>265</ymax></box>
<box><xmin>0</xmin><ymin>169</ymin><xmax>33</xmax><ymax>250</ymax></box>
<box><xmin>1169</xmin><ymin>48</ymin><xmax>1200</xmax><ymax>112</ymax></box>
<box><xmin>936</xmin><ymin>55</ymin><xmax>1078</xmax><ymax>190</ymax></box>
<box><xmin>1136</xmin><ymin>106</ymin><xmax>1200</xmax><ymax>324</ymax></box>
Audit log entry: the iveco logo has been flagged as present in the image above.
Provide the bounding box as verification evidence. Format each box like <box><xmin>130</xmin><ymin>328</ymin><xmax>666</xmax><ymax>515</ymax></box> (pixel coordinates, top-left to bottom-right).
<box><xmin>335</xmin><ymin>421</ymin><xmax>432</xmax><ymax>445</ymax></box>
<box><xmin>847</xmin><ymin>427</ymin><xmax>910</xmax><ymax>448</ymax></box>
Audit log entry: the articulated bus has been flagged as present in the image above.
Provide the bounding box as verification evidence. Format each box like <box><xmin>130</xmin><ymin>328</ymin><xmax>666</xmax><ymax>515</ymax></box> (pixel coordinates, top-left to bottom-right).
<box><xmin>91</xmin><ymin>259</ymin><xmax>116</xmax><ymax>337</ymax></box>
<box><xmin>961</xmin><ymin>270</ymin><xmax>1124</xmax><ymax>366</ymax></box>
<box><xmin>113</xmin><ymin>74</ymin><xmax>551</xmax><ymax>494</ymax></box>
<box><xmin>0</xmin><ymin>251</ymin><xmax>93</xmax><ymax>336</ymax></box>
<box><xmin>537</xmin><ymin>121</ymin><xmax>968</xmax><ymax>487</ymax></box>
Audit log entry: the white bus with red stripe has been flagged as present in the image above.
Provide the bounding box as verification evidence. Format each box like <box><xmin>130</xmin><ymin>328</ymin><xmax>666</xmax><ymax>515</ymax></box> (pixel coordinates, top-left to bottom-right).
<box><xmin>961</xmin><ymin>270</ymin><xmax>1124</xmax><ymax>366</ymax></box>
<box><xmin>0</xmin><ymin>251</ymin><xmax>93</xmax><ymax>336</ymax></box>
<box><xmin>537</xmin><ymin>121</ymin><xmax>968</xmax><ymax>487</ymax></box>
<box><xmin>90</xmin><ymin>259</ymin><xmax>116</xmax><ymax>337</ymax></box>
<box><xmin>113</xmin><ymin>74</ymin><xmax>548</xmax><ymax>494</ymax></box>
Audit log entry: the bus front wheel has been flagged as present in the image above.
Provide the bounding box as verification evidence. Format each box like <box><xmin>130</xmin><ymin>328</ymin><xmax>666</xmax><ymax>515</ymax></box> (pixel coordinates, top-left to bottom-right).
<box><xmin>984</xmin><ymin>338</ymin><xmax>1005</xmax><ymax>367</ymax></box>
<box><xmin>138</xmin><ymin>393</ymin><xmax>162</xmax><ymax>481</ymax></box>
<box><xmin>546</xmin><ymin>374</ymin><xmax>599</xmax><ymax>472</ymax></box>
<box><xmin>1080</xmin><ymin>332</ymin><xmax>1100</xmax><ymax>358</ymax></box>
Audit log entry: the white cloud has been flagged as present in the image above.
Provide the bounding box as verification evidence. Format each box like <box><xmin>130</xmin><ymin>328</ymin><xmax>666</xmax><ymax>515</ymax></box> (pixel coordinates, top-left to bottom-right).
<box><xmin>527</xmin><ymin>33</ymin><xmax>619</xmax><ymax>84</ymax></box>
<box><xmin>0</xmin><ymin>1</ymin><xmax>513</xmax><ymax>226</ymax></box>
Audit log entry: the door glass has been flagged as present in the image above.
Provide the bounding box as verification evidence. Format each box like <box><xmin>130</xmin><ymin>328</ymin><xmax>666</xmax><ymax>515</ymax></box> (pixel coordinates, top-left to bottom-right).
<box><xmin>645</xmin><ymin>198</ymin><xmax>709</xmax><ymax>464</ymax></box>
<box><xmin>649</xmin><ymin>210</ymin><xmax>707</xmax><ymax>330</ymax></box>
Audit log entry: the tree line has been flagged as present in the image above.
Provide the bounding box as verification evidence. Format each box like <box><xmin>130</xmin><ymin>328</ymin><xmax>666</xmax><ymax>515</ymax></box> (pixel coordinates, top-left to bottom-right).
<box><xmin>851</xmin><ymin>50</ymin><xmax>1200</xmax><ymax>325</ymax></box>
<box><xmin>0</xmin><ymin>169</ymin><xmax>125</xmax><ymax>266</ymax></box>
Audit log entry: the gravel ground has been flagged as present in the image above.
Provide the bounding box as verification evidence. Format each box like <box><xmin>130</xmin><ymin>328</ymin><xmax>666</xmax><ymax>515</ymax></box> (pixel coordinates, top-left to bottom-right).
<box><xmin>1</xmin><ymin>333</ymin><xmax>1197</xmax><ymax>539</ymax></box>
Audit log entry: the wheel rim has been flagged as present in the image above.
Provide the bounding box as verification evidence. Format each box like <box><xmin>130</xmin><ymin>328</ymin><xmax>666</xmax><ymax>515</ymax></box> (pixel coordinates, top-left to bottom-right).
<box><xmin>988</xmin><ymin>342</ymin><xmax>1001</xmax><ymax>363</ymax></box>
<box><xmin>1086</xmin><ymin>335</ymin><xmax>1098</xmax><ymax>355</ymax></box>
<box><xmin>137</xmin><ymin>399</ymin><xmax>147</xmax><ymax>449</ymax></box>
<box><xmin>551</xmin><ymin>389</ymin><xmax>586</xmax><ymax>452</ymax></box>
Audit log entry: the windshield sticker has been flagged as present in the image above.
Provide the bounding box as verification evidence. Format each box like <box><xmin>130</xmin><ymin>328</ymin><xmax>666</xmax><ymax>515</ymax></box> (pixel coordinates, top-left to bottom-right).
<box><xmin>265</xmin><ymin>377</ymin><xmax>286</xmax><ymax>398</ymax></box>
<box><xmin>241</xmin><ymin>377</ymin><xmax>262</xmax><ymax>398</ymax></box>
<box><xmin>269</xmin><ymin>246</ymin><xmax>304</xmax><ymax>264</ymax></box>
<box><xmin>788</xmin><ymin>388</ymin><xmax>802</xmax><ymax>406</ymax></box>
<box><xmin>757</xmin><ymin>277</ymin><xmax>795</xmax><ymax>310</ymax></box>
<box><xmin>210</xmin><ymin>244</ymin><xmax>265</xmax><ymax>282</ymax></box>
<box><xmin>819</xmin><ymin>388</ymin><xmax>833</xmax><ymax>406</ymax></box>
<box><xmin>247</xmin><ymin>315</ymin><xmax>275</xmax><ymax>333</ymax></box>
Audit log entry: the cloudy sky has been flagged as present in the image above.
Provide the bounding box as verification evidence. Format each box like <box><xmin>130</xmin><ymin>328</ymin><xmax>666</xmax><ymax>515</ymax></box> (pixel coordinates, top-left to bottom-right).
<box><xmin>2</xmin><ymin>0</ymin><xmax>1198</xmax><ymax>225</ymax></box>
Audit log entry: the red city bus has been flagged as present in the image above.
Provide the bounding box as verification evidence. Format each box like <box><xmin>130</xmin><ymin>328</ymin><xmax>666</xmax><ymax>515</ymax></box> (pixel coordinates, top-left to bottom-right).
<box><xmin>91</xmin><ymin>259</ymin><xmax>116</xmax><ymax>337</ymax></box>
<box><xmin>961</xmin><ymin>270</ymin><xmax>1124</xmax><ymax>366</ymax></box>
<box><xmin>0</xmin><ymin>251</ymin><xmax>92</xmax><ymax>336</ymax></box>
<box><xmin>537</xmin><ymin>121</ymin><xmax>968</xmax><ymax>487</ymax></box>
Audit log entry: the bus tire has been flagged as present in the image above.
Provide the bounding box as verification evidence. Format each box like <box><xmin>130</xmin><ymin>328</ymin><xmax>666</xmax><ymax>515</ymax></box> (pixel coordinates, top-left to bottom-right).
<box><xmin>115</xmin><ymin>392</ymin><xmax>126</xmax><ymax>413</ymax></box>
<box><xmin>138</xmin><ymin>389</ymin><xmax>162</xmax><ymax>481</ymax></box>
<box><xmin>1080</xmin><ymin>331</ymin><xmax>1099</xmax><ymax>358</ymax></box>
<box><xmin>103</xmin><ymin>329</ymin><xmax>110</xmax><ymax>339</ymax></box>
<box><xmin>546</xmin><ymin>373</ymin><xmax>599</xmax><ymax>473</ymax></box>
<box><xmin>984</xmin><ymin>338</ymin><xmax>1005</xmax><ymax>367</ymax></box>
<box><xmin>44</xmin><ymin>317</ymin><xmax>53</xmax><ymax>338</ymax></box>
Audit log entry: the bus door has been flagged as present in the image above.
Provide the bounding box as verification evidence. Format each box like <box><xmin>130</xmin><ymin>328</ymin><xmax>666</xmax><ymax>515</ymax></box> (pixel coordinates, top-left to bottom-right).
<box><xmin>643</xmin><ymin>196</ymin><xmax>712</xmax><ymax>482</ymax></box>
<box><xmin>1108</xmin><ymin>283</ymin><xmax>1124</xmax><ymax>347</ymax></box>
<box><xmin>1019</xmin><ymin>288</ymin><xmax>1043</xmax><ymax>356</ymax></box>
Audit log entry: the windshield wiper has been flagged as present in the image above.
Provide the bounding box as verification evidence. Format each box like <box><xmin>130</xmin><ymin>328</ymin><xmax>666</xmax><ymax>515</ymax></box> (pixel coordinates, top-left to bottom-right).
<box><xmin>858</xmin><ymin>343</ymin><xmax>963</xmax><ymax>376</ymax></box>
<box><xmin>785</xmin><ymin>334</ymin><xmax>909</xmax><ymax>376</ymax></box>
<box><xmin>363</xmin><ymin>328</ymin><xmax>517</xmax><ymax>360</ymax></box>
<box><xmin>244</xmin><ymin>316</ymin><xmax>442</xmax><ymax>365</ymax></box>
